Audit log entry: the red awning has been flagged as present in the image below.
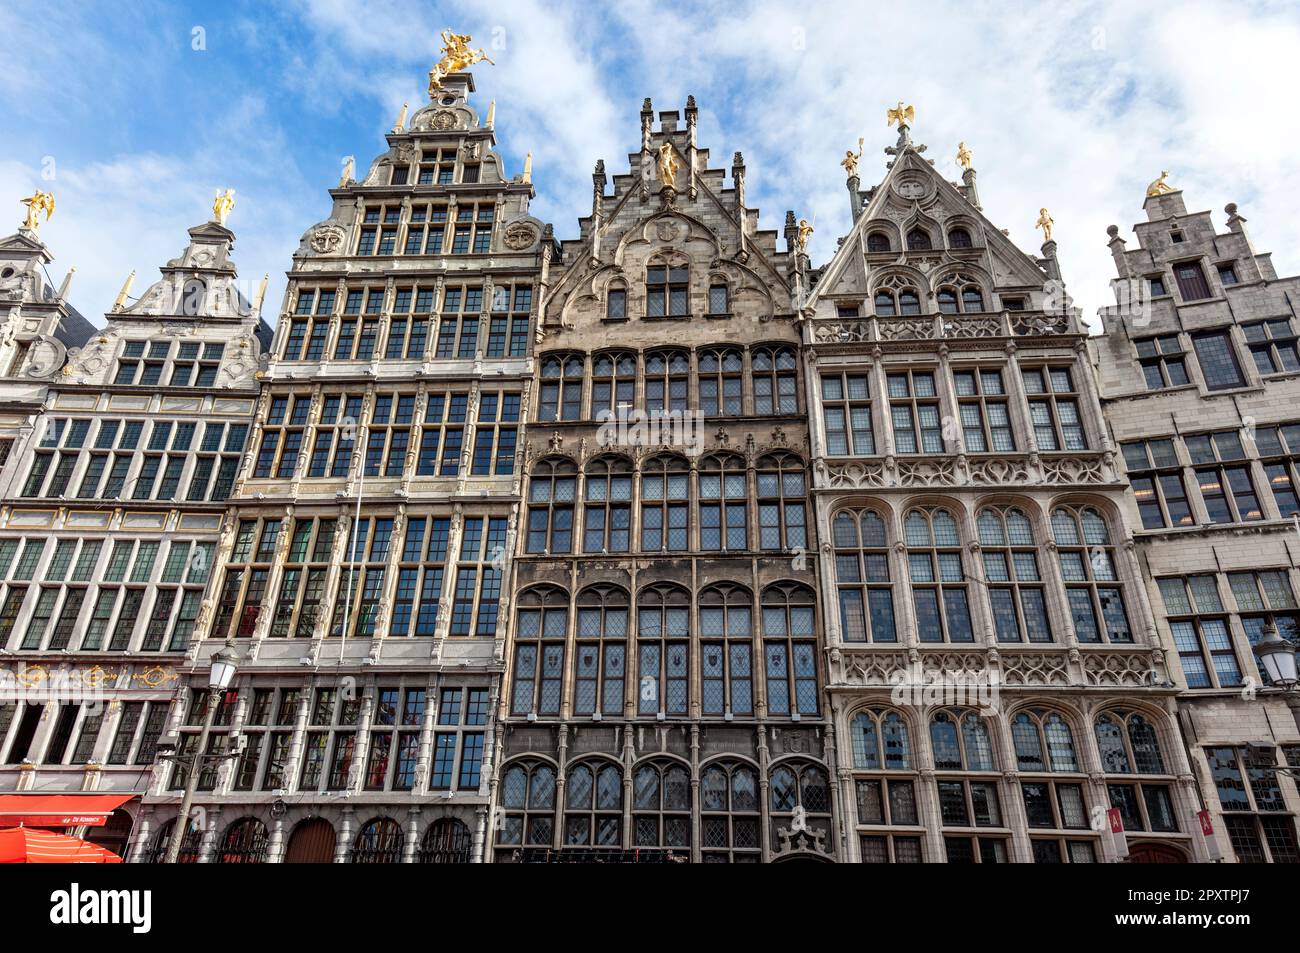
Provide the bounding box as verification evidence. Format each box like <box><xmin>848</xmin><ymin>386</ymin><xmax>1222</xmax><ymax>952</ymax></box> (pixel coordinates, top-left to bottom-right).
<box><xmin>0</xmin><ymin>794</ymin><xmax>134</xmax><ymax>828</ymax></box>
<box><xmin>0</xmin><ymin>828</ymin><xmax>123</xmax><ymax>863</ymax></box>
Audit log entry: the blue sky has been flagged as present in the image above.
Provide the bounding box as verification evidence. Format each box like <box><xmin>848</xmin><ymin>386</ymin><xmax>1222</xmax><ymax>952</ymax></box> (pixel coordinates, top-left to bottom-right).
<box><xmin>4</xmin><ymin>0</ymin><xmax>1300</xmax><ymax>328</ymax></box>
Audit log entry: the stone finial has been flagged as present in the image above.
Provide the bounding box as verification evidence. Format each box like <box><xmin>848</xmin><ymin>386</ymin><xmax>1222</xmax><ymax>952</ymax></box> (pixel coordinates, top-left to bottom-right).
<box><xmin>685</xmin><ymin>95</ymin><xmax>697</xmax><ymax>111</ymax></box>
<box><xmin>1106</xmin><ymin>224</ymin><xmax>1120</xmax><ymax>238</ymax></box>
<box><xmin>641</xmin><ymin>98</ymin><xmax>653</xmax><ymax>113</ymax></box>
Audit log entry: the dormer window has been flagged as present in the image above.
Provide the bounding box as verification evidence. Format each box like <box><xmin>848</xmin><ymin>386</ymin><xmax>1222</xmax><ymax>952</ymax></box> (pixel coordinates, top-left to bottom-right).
<box><xmin>906</xmin><ymin>228</ymin><xmax>932</xmax><ymax>251</ymax></box>
<box><xmin>647</xmin><ymin>262</ymin><xmax>688</xmax><ymax>318</ymax></box>
<box><xmin>867</xmin><ymin>232</ymin><xmax>892</xmax><ymax>253</ymax></box>
<box><xmin>948</xmin><ymin>228</ymin><xmax>972</xmax><ymax>249</ymax></box>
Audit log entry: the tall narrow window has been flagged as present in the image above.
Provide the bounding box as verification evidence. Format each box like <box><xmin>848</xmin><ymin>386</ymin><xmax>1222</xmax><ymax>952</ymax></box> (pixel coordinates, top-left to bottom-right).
<box><xmin>1191</xmin><ymin>330</ymin><xmax>1245</xmax><ymax>390</ymax></box>
<box><xmin>905</xmin><ymin>509</ymin><xmax>972</xmax><ymax>643</ymax></box>
<box><xmin>1052</xmin><ymin>506</ymin><xmax>1131</xmax><ymax>643</ymax></box>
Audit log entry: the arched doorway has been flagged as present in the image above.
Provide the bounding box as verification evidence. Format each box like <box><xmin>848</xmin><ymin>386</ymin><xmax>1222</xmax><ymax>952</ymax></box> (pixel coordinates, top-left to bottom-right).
<box><xmin>1128</xmin><ymin>843</ymin><xmax>1188</xmax><ymax>863</ymax></box>
<box><xmin>284</xmin><ymin>818</ymin><xmax>336</xmax><ymax>864</ymax></box>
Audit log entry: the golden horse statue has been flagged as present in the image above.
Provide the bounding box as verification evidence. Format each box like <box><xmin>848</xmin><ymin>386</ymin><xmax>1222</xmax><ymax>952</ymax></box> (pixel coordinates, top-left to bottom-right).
<box><xmin>428</xmin><ymin>30</ymin><xmax>495</xmax><ymax>95</ymax></box>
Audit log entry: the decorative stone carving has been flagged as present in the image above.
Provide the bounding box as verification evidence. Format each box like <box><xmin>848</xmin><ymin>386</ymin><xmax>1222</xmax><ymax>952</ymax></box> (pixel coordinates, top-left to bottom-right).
<box><xmin>1082</xmin><ymin>652</ymin><xmax>1158</xmax><ymax>688</ymax></box>
<box><xmin>1039</xmin><ymin>455</ymin><xmax>1104</xmax><ymax>484</ymax></box>
<box><xmin>502</xmin><ymin>222</ymin><xmax>538</xmax><ymax>250</ymax></box>
<box><xmin>813</xmin><ymin>320</ymin><xmax>871</xmax><ymax>344</ymax></box>
<box><xmin>310</xmin><ymin>223</ymin><xmax>347</xmax><ymax>255</ymax></box>
<box><xmin>966</xmin><ymin>456</ymin><xmax>1030</xmax><ymax>485</ymax></box>
<box><xmin>430</xmin><ymin>110</ymin><xmax>458</xmax><ymax>132</ymax></box>
<box><xmin>896</xmin><ymin>458</ymin><xmax>958</xmax><ymax>486</ymax></box>
<box><xmin>820</xmin><ymin>460</ymin><xmax>887</xmax><ymax>489</ymax></box>
<box><xmin>1000</xmin><ymin>653</ymin><xmax>1071</xmax><ymax>687</ymax></box>
<box><xmin>878</xmin><ymin>317</ymin><xmax>935</xmax><ymax>340</ymax></box>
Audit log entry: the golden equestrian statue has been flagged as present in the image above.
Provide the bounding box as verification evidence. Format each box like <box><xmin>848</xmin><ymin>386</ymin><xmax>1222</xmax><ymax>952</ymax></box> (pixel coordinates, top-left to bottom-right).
<box><xmin>1146</xmin><ymin>170</ymin><xmax>1175</xmax><ymax>197</ymax></box>
<box><xmin>841</xmin><ymin>137</ymin><xmax>865</xmax><ymax>178</ymax></box>
<box><xmin>212</xmin><ymin>189</ymin><xmax>236</xmax><ymax>226</ymax></box>
<box><xmin>1034</xmin><ymin>207</ymin><xmax>1054</xmax><ymax>243</ymax></box>
<box><xmin>19</xmin><ymin>190</ymin><xmax>54</xmax><ymax>231</ymax></box>
<box><xmin>657</xmin><ymin>141</ymin><xmax>680</xmax><ymax>189</ymax></box>
<box><xmin>887</xmin><ymin>101</ymin><xmax>915</xmax><ymax>128</ymax></box>
<box><xmin>956</xmin><ymin>141</ymin><xmax>973</xmax><ymax>171</ymax></box>
<box><xmin>428</xmin><ymin>30</ymin><xmax>495</xmax><ymax>95</ymax></box>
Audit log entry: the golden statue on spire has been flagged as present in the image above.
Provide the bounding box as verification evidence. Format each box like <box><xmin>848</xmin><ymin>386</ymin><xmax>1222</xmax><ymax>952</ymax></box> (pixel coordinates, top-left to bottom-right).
<box><xmin>1146</xmin><ymin>170</ymin><xmax>1175</xmax><ymax>198</ymax></box>
<box><xmin>956</xmin><ymin>141</ymin><xmax>973</xmax><ymax>171</ymax></box>
<box><xmin>1035</xmin><ymin>207</ymin><xmax>1055</xmax><ymax>243</ymax></box>
<box><xmin>19</xmin><ymin>191</ymin><xmax>54</xmax><ymax>231</ymax></box>
<box><xmin>887</xmin><ymin>101</ymin><xmax>915</xmax><ymax>128</ymax></box>
<box><xmin>428</xmin><ymin>30</ymin><xmax>495</xmax><ymax>96</ymax></box>
<box><xmin>212</xmin><ymin>189</ymin><xmax>236</xmax><ymax>226</ymax></box>
<box><xmin>796</xmin><ymin>218</ymin><xmax>814</xmax><ymax>255</ymax></box>
<box><xmin>841</xmin><ymin>137</ymin><xmax>864</xmax><ymax>178</ymax></box>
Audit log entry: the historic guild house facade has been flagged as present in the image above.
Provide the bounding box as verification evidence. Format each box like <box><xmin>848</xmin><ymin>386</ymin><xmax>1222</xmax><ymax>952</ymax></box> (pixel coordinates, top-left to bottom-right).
<box><xmin>0</xmin><ymin>62</ymin><xmax>1297</xmax><ymax>864</ymax></box>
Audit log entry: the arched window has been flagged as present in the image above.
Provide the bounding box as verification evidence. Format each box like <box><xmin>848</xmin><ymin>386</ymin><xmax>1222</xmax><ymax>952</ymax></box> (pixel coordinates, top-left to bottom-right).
<box><xmin>640</xmin><ymin>455</ymin><xmax>689</xmax><ymax>552</ymax></box>
<box><xmin>497</xmin><ymin>759</ymin><xmax>556</xmax><ymax>849</ymax></box>
<box><xmin>574</xmin><ymin>585</ymin><xmax>629</xmax><ymax>717</ymax></box>
<box><xmin>849</xmin><ymin>709</ymin><xmax>920</xmax><ymax>862</ymax></box>
<box><xmin>756</xmin><ymin>452</ymin><xmax>806</xmax><ymax>552</ymax></box>
<box><xmin>583</xmin><ymin>456</ymin><xmax>633</xmax><ymax>553</ymax></box>
<box><xmin>351</xmin><ymin>817</ymin><xmax>403</xmax><ymax>863</ymax></box>
<box><xmin>699</xmin><ymin>453</ymin><xmax>748</xmax><ymax>551</ymax></box>
<box><xmin>538</xmin><ymin>354</ymin><xmax>584</xmax><ymax>421</ymax></box>
<box><xmin>937</xmin><ymin>288</ymin><xmax>959</xmax><ymax>314</ymax></box>
<box><xmin>948</xmin><ymin>227</ymin><xmax>973</xmax><ymax>249</ymax></box>
<box><xmin>564</xmin><ymin>759</ymin><xmax>623</xmax><ymax>847</ymax></box>
<box><xmin>866</xmin><ymin>231</ymin><xmax>892</xmax><ymax>253</ymax></box>
<box><xmin>1094</xmin><ymin>709</ymin><xmax>1177</xmax><ymax>835</ymax></box>
<box><xmin>930</xmin><ymin>710</ymin><xmax>994</xmax><ymax>771</ymax></box>
<box><xmin>769</xmin><ymin>761</ymin><xmax>833</xmax><ymax>850</ymax></box>
<box><xmin>874</xmin><ymin>291</ymin><xmax>896</xmax><ymax>317</ymax></box>
<box><xmin>701</xmin><ymin>760</ymin><xmax>761</xmax><ymax>862</ymax></box>
<box><xmin>978</xmin><ymin>507</ymin><xmax>1050</xmax><ymax>642</ymax></box>
<box><xmin>644</xmin><ymin>349</ymin><xmax>689</xmax><ymax>413</ymax></box>
<box><xmin>511</xmin><ymin>587</ymin><xmax>568</xmax><ymax>716</ymax></box>
<box><xmin>1051</xmin><ymin>506</ymin><xmax>1132</xmax><ymax>643</ymax></box>
<box><xmin>752</xmin><ymin>346</ymin><xmax>798</xmax><ymax>414</ymax></box>
<box><xmin>1011</xmin><ymin>709</ymin><xmax>1095</xmax><ymax>861</ymax></box>
<box><xmin>633</xmin><ymin>760</ymin><xmax>691</xmax><ymax>850</ymax></box>
<box><xmin>707</xmin><ymin>281</ymin><xmax>730</xmax><ymax>315</ymax></box>
<box><xmin>606</xmin><ymin>281</ymin><xmax>627</xmax><ymax>320</ymax></box>
<box><xmin>591</xmin><ymin>350</ymin><xmax>635</xmax><ymax>417</ymax></box>
<box><xmin>148</xmin><ymin>817</ymin><xmax>201</xmax><ymax>863</ymax></box>
<box><xmin>215</xmin><ymin>817</ymin><xmax>269</xmax><ymax>863</ymax></box>
<box><xmin>698</xmin><ymin>347</ymin><xmax>743</xmax><ymax>416</ymax></box>
<box><xmin>419</xmin><ymin>817</ymin><xmax>471</xmax><ymax>863</ymax></box>
<box><xmin>962</xmin><ymin>287</ymin><xmax>985</xmax><ymax>312</ymax></box>
<box><xmin>931</xmin><ymin>709</ymin><xmax>1005</xmax><ymax>862</ymax></box>
<box><xmin>851</xmin><ymin>708</ymin><xmax>911</xmax><ymax>769</ymax></box>
<box><xmin>699</xmin><ymin>583</ymin><xmax>754</xmax><ymax>716</ymax></box>
<box><xmin>526</xmin><ymin>458</ymin><xmax>577</xmax><ymax>554</ymax></box>
<box><xmin>762</xmin><ymin>583</ymin><xmax>818</xmax><ymax>716</ymax></box>
<box><xmin>637</xmin><ymin>584</ymin><xmax>690</xmax><ymax>717</ymax></box>
<box><xmin>898</xmin><ymin>289</ymin><xmax>921</xmax><ymax>315</ymax></box>
<box><xmin>647</xmin><ymin>260</ymin><xmax>689</xmax><ymax>317</ymax></box>
<box><xmin>905</xmin><ymin>508</ymin><xmax>973</xmax><ymax>642</ymax></box>
<box><xmin>834</xmin><ymin>509</ymin><xmax>895</xmax><ymax>643</ymax></box>
<box><xmin>906</xmin><ymin>228</ymin><xmax>932</xmax><ymax>251</ymax></box>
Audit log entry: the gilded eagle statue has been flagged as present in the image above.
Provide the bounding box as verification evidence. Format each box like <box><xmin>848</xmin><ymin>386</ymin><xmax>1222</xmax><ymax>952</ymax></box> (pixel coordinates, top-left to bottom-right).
<box><xmin>887</xmin><ymin>101</ymin><xmax>915</xmax><ymax>128</ymax></box>
<box><xmin>428</xmin><ymin>30</ymin><xmax>495</xmax><ymax>96</ymax></box>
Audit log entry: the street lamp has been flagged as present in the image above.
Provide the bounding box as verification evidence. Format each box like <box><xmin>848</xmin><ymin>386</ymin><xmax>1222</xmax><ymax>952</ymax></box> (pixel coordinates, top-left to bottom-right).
<box><xmin>1254</xmin><ymin>623</ymin><xmax>1299</xmax><ymax>690</ymax></box>
<box><xmin>161</xmin><ymin>642</ymin><xmax>241</xmax><ymax>864</ymax></box>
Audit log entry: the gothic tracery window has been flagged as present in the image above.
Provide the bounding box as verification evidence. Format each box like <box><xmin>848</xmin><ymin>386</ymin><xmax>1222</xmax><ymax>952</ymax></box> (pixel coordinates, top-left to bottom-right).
<box><xmin>834</xmin><ymin>509</ymin><xmax>896</xmax><ymax>643</ymax></box>
<box><xmin>633</xmin><ymin>760</ymin><xmax>691</xmax><ymax>850</ymax></box>
<box><xmin>905</xmin><ymin>508</ymin><xmax>973</xmax><ymax>642</ymax></box>
<box><xmin>564</xmin><ymin>759</ymin><xmax>623</xmax><ymax>847</ymax></box>
<box><xmin>573</xmin><ymin>584</ymin><xmax>629</xmax><ymax>717</ymax></box>
<box><xmin>701</xmin><ymin>760</ymin><xmax>761</xmax><ymax>862</ymax></box>
<box><xmin>526</xmin><ymin>458</ymin><xmax>577</xmax><ymax>554</ymax></box>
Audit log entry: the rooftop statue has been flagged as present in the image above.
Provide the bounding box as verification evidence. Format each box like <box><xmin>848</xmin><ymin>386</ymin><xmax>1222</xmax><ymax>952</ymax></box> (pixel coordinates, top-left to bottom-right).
<box><xmin>428</xmin><ymin>30</ymin><xmax>495</xmax><ymax>95</ymax></box>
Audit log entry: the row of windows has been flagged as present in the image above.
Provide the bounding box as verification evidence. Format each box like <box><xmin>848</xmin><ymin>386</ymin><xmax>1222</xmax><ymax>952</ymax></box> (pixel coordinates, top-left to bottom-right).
<box><xmin>538</xmin><ymin>346</ymin><xmax>798</xmax><ymax>421</ymax></box>
<box><xmin>1157</xmin><ymin>569</ymin><xmax>1297</xmax><ymax>690</ymax></box>
<box><xmin>112</xmin><ymin>339</ymin><xmax>225</xmax><ymax>388</ymax></box>
<box><xmin>864</xmin><ymin>225</ymin><xmax>979</xmax><ymax>255</ymax></box>
<box><xmin>834</xmin><ymin>504</ymin><xmax>1132</xmax><ymax>645</ymax></box>
<box><xmin>525</xmin><ymin>453</ymin><xmax>806</xmax><ymax>555</ymax></box>
<box><xmin>165</xmin><ymin>685</ymin><xmax>489</xmax><ymax>795</ymax></box>
<box><xmin>1122</xmin><ymin>425</ymin><xmax>1300</xmax><ymax>529</ymax></box>
<box><xmin>1141</xmin><ymin>256</ymin><xmax>1241</xmax><ymax>306</ymax></box>
<box><xmin>252</xmin><ymin>388</ymin><xmax>519</xmax><ymax>480</ymax></box>
<box><xmin>283</xmin><ymin>283</ymin><xmax>532</xmax><ymax>361</ymax></box>
<box><xmin>497</xmin><ymin>757</ymin><xmax>829</xmax><ymax>860</ymax></box>
<box><xmin>211</xmin><ymin>515</ymin><xmax>506</xmax><ymax>640</ymax></box>
<box><xmin>0</xmin><ymin>537</ymin><xmax>210</xmax><ymax>652</ymax></box>
<box><xmin>821</xmin><ymin>363</ymin><xmax>1086</xmax><ymax>456</ymax></box>
<box><xmin>0</xmin><ymin>699</ymin><xmax>168</xmax><ymax>768</ymax></box>
<box><xmin>1208</xmin><ymin>745</ymin><xmax>1300</xmax><ymax>864</ymax></box>
<box><xmin>354</xmin><ymin>201</ymin><xmax>495</xmax><ymax>257</ymax></box>
<box><xmin>24</xmin><ymin>418</ymin><xmax>247</xmax><ymax>502</ymax></box>
<box><xmin>1133</xmin><ymin>324</ymin><xmax>1265</xmax><ymax>394</ymax></box>
<box><xmin>510</xmin><ymin>583</ymin><xmax>818</xmax><ymax>720</ymax></box>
